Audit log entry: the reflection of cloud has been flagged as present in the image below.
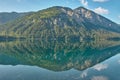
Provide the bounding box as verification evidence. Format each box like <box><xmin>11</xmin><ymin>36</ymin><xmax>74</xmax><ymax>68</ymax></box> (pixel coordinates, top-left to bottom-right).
<box><xmin>91</xmin><ymin>76</ymin><xmax>108</xmax><ymax>80</ymax></box>
<box><xmin>80</xmin><ymin>70</ymin><xmax>88</xmax><ymax>78</ymax></box>
<box><xmin>93</xmin><ymin>64</ymin><xmax>108</xmax><ymax>71</ymax></box>
<box><xmin>118</xmin><ymin>60</ymin><xmax>120</xmax><ymax>64</ymax></box>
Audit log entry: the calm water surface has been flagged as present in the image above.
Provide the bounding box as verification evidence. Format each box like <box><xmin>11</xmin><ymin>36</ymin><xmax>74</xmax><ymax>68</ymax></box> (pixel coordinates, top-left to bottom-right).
<box><xmin>0</xmin><ymin>40</ymin><xmax>120</xmax><ymax>80</ymax></box>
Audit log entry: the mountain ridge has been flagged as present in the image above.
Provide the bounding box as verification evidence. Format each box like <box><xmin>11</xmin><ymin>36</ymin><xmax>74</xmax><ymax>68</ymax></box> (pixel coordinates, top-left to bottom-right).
<box><xmin>0</xmin><ymin>6</ymin><xmax>120</xmax><ymax>40</ymax></box>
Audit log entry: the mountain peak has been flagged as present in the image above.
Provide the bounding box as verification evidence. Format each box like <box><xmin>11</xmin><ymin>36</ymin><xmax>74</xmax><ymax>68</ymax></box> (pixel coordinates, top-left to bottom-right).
<box><xmin>45</xmin><ymin>6</ymin><xmax>73</xmax><ymax>11</ymax></box>
<box><xmin>75</xmin><ymin>6</ymin><xmax>88</xmax><ymax>10</ymax></box>
<box><xmin>39</xmin><ymin>6</ymin><xmax>73</xmax><ymax>17</ymax></box>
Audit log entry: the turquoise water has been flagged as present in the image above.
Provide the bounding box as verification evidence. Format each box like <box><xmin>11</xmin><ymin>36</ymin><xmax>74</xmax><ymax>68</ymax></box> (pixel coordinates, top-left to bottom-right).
<box><xmin>0</xmin><ymin>40</ymin><xmax>120</xmax><ymax>80</ymax></box>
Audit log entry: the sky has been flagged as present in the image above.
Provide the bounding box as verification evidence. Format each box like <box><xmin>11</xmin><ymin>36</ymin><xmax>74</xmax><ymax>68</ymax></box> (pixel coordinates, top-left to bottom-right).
<box><xmin>0</xmin><ymin>0</ymin><xmax>119</xmax><ymax>24</ymax></box>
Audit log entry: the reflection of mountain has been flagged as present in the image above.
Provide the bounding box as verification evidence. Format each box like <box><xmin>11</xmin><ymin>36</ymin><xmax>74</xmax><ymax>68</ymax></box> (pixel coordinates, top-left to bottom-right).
<box><xmin>0</xmin><ymin>40</ymin><xmax>120</xmax><ymax>71</ymax></box>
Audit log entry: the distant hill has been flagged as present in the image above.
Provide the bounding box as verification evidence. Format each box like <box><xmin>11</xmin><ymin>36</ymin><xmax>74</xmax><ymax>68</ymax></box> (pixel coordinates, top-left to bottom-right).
<box><xmin>0</xmin><ymin>6</ymin><xmax>120</xmax><ymax>40</ymax></box>
<box><xmin>0</xmin><ymin>12</ymin><xmax>31</xmax><ymax>25</ymax></box>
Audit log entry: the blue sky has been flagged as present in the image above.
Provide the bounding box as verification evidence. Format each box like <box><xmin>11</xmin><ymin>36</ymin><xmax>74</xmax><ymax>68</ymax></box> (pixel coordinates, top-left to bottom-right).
<box><xmin>0</xmin><ymin>0</ymin><xmax>119</xmax><ymax>24</ymax></box>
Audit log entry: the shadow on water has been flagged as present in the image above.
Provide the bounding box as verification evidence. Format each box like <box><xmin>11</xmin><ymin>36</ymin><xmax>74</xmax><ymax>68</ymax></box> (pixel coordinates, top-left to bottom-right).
<box><xmin>0</xmin><ymin>40</ymin><xmax>120</xmax><ymax>71</ymax></box>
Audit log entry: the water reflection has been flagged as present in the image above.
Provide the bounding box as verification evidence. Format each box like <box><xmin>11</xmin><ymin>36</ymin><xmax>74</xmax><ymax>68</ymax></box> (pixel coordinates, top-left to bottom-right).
<box><xmin>0</xmin><ymin>40</ymin><xmax>120</xmax><ymax>80</ymax></box>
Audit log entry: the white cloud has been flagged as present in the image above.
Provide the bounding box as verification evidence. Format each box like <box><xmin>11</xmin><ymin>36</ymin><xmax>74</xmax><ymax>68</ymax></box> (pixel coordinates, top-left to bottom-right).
<box><xmin>93</xmin><ymin>0</ymin><xmax>109</xmax><ymax>2</ymax></box>
<box><xmin>79</xmin><ymin>0</ymin><xmax>88</xmax><ymax>7</ymax></box>
<box><xmin>118</xmin><ymin>16</ymin><xmax>120</xmax><ymax>19</ymax></box>
<box><xmin>91</xmin><ymin>76</ymin><xmax>108</xmax><ymax>80</ymax></box>
<box><xmin>93</xmin><ymin>64</ymin><xmax>108</xmax><ymax>71</ymax></box>
<box><xmin>94</xmin><ymin>7</ymin><xmax>109</xmax><ymax>14</ymax></box>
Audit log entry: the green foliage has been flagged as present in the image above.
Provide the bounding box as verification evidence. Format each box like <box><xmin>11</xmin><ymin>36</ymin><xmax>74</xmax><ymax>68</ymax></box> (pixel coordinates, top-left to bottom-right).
<box><xmin>38</xmin><ymin>7</ymin><xmax>63</xmax><ymax>18</ymax></box>
<box><xmin>0</xmin><ymin>6</ymin><xmax>120</xmax><ymax>40</ymax></box>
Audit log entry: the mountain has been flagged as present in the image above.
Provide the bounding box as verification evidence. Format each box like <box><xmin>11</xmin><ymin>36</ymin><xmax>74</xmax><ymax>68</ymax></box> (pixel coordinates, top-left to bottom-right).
<box><xmin>0</xmin><ymin>12</ymin><xmax>31</xmax><ymax>25</ymax></box>
<box><xmin>0</xmin><ymin>6</ymin><xmax>120</xmax><ymax>40</ymax></box>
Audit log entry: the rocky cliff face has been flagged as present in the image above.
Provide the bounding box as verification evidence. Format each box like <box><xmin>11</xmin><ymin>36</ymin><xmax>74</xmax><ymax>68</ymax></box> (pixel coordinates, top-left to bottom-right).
<box><xmin>73</xmin><ymin>7</ymin><xmax>120</xmax><ymax>32</ymax></box>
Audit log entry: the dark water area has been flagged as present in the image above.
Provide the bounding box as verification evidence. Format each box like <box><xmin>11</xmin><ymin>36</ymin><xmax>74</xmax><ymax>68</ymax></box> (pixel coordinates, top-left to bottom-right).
<box><xmin>0</xmin><ymin>40</ymin><xmax>120</xmax><ymax>80</ymax></box>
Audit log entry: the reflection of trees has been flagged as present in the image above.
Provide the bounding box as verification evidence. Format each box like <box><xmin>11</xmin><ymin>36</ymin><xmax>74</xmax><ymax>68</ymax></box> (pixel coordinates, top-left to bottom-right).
<box><xmin>0</xmin><ymin>40</ymin><xmax>120</xmax><ymax>71</ymax></box>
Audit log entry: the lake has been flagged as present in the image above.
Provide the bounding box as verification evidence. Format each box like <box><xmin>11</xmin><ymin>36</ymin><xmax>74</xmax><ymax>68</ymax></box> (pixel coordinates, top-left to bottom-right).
<box><xmin>0</xmin><ymin>40</ymin><xmax>120</xmax><ymax>80</ymax></box>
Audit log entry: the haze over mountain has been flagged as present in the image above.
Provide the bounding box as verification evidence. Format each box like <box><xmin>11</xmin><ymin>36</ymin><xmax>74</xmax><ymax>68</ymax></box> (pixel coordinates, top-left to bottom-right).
<box><xmin>0</xmin><ymin>6</ymin><xmax>120</xmax><ymax>41</ymax></box>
